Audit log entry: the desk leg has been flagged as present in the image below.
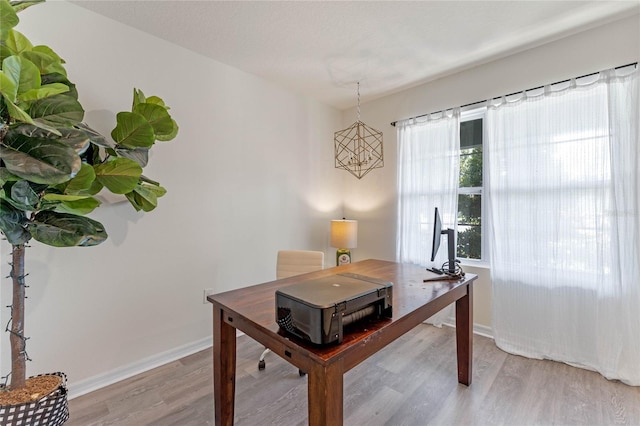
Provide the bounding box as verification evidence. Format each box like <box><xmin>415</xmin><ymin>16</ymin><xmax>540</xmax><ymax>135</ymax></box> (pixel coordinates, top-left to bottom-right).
<box><xmin>455</xmin><ymin>282</ymin><xmax>473</xmax><ymax>386</ymax></box>
<box><xmin>308</xmin><ymin>362</ymin><xmax>343</xmax><ymax>426</ymax></box>
<box><xmin>213</xmin><ymin>304</ymin><xmax>237</xmax><ymax>426</ymax></box>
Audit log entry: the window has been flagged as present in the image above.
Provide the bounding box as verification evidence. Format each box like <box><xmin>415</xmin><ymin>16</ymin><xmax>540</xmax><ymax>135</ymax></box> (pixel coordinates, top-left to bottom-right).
<box><xmin>457</xmin><ymin>111</ymin><xmax>484</xmax><ymax>261</ymax></box>
<box><xmin>396</xmin><ymin>108</ymin><xmax>488</xmax><ymax>266</ymax></box>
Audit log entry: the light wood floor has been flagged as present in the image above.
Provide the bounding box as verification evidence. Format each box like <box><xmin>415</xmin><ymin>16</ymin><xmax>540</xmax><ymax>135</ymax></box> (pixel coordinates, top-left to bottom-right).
<box><xmin>67</xmin><ymin>325</ymin><xmax>640</xmax><ymax>425</ymax></box>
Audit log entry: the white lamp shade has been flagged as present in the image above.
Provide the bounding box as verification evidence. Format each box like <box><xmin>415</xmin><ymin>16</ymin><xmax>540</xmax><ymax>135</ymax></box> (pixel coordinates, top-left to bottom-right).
<box><xmin>330</xmin><ymin>220</ymin><xmax>358</xmax><ymax>249</ymax></box>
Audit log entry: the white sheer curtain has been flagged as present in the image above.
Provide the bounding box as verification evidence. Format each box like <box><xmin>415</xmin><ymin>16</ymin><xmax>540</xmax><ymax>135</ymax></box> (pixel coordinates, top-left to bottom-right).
<box><xmin>486</xmin><ymin>67</ymin><xmax>640</xmax><ymax>385</ymax></box>
<box><xmin>396</xmin><ymin>109</ymin><xmax>460</xmax><ymax>267</ymax></box>
<box><xmin>396</xmin><ymin>110</ymin><xmax>460</xmax><ymax>324</ymax></box>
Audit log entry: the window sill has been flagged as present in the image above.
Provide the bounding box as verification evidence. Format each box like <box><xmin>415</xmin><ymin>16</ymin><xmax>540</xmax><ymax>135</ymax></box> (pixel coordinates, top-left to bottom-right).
<box><xmin>459</xmin><ymin>259</ymin><xmax>490</xmax><ymax>270</ymax></box>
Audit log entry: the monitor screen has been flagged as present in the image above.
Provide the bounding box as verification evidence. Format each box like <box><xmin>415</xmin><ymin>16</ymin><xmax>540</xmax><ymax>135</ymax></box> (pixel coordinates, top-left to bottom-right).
<box><xmin>430</xmin><ymin>207</ymin><xmax>442</xmax><ymax>262</ymax></box>
<box><xmin>429</xmin><ymin>207</ymin><xmax>457</xmax><ymax>274</ymax></box>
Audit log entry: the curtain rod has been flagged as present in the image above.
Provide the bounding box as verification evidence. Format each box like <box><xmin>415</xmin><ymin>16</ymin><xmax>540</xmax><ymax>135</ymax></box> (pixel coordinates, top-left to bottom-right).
<box><xmin>390</xmin><ymin>62</ymin><xmax>638</xmax><ymax>127</ymax></box>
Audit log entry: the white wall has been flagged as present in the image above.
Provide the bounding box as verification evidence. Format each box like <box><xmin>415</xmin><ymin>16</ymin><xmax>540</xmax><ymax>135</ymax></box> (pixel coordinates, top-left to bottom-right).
<box><xmin>0</xmin><ymin>1</ymin><xmax>343</xmax><ymax>396</ymax></box>
<box><xmin>2</xmin><ymin>2</ymin><xmax>638</xmax><ymax>398</ymax></box>
<box><xmin>341</xmin><ymin>14</ymin><xmax>640</xmax><ymax>329</ymax></box>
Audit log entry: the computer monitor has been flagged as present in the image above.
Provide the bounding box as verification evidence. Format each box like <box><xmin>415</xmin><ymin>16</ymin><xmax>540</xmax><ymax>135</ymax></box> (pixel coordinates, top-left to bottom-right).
<box><xmin>430</xmin><ymin>207</ymin><xmax>457</xmax><ymax>274</ymax></box>
<box><xmin>430</xmin><ymin>207</ymin><xmax>442</xmax><ymax>262</ymax></box>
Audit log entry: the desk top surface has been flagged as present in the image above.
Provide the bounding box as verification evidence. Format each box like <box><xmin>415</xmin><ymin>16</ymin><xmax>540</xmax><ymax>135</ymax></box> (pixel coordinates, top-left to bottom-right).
<box><xmin>209</xmin><ymin>259</ymin><xmax>476</xmax><ymax>362</ymax></box>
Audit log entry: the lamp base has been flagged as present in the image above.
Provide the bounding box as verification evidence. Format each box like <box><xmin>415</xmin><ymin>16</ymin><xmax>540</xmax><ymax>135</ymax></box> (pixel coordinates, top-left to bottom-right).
<box><xmin>336</xmin><ymin>248</ymin><xmax>351</xmax><ymax>266</ymax></box>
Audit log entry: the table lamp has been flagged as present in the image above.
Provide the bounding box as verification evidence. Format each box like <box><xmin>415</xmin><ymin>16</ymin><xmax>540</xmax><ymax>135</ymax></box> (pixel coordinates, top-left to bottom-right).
<box><xmin>330</xmin><ymin>219</ymin><xmax>358</xmax><ymax>266</ymax></box>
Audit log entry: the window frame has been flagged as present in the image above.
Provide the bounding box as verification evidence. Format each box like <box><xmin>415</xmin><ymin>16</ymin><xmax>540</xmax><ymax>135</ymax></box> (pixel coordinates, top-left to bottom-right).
<box><xmin>458</xmin><ymin>106</ymin><xmax>488</xmax><ymax>266</ymax></box>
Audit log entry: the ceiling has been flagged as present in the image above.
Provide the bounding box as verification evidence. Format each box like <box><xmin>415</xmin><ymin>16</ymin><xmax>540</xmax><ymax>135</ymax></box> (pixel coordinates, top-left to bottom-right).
<box><xmin>70</xmin><ymin>1</ymin><xmax>639</xmax><ymax>110</ymax></box>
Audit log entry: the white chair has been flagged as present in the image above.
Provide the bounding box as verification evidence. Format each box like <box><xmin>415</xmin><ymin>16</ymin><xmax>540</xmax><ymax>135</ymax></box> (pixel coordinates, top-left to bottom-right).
<box><xmin>258</xmin><ymin>250</ymin><xmax>324</xmax><ymax>372</ymax></box>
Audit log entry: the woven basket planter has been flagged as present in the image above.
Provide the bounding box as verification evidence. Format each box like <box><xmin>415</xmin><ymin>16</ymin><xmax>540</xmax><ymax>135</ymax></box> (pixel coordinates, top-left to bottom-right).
<box><xmin>0</xmin><ymin>372</ymin><xmax>69</xmax><ymax>426</ymax></box>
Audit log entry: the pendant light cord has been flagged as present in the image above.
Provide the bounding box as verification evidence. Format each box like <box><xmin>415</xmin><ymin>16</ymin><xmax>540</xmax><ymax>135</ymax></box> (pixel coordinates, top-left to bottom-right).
<box><xmin>357</xmin><ymin>82</ymin><xmax>361</xmax><ymax>122</ymax></box>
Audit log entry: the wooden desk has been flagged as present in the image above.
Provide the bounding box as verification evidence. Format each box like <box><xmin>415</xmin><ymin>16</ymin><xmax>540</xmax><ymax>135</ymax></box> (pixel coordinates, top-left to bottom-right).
<box><xmin>208</xmin><ymin>259</ymin><xmax>476</xmax><ymax>426</ymax></box>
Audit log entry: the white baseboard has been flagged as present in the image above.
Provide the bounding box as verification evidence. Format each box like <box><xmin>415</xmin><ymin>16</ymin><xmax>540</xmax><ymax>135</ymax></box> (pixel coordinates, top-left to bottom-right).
<box><xmin>440</xmin><ymin>316</ymin><xmax>494</xmax><ymax>339</ymax></box>
<box><xmin>68</xmin><ymin>336</ymin><xmax>213</xmax><ymax>400</ymax></box>
<box><xmin>68</xmin><ymin>324</ymin><xmax>491</xmax><ymax>400</ymax></box>
<box><xmin>471</xmin><ymin>323</ymin><xmax>494</xmax><ymax>339</ymax></box>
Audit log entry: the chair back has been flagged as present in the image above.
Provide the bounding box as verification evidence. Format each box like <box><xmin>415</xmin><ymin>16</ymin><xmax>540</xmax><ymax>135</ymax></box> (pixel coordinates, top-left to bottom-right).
<box><xmin>276</xmin><ymin>250</ymin><xmax>324</xmax><ymax>279</ymax></box>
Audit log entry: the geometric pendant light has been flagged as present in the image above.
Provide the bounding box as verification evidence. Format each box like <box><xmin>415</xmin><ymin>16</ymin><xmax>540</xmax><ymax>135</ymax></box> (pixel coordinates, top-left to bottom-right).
<box><xmin>334</xmin><ymin>82</ymin><xmax>383</xmax><ymax>179</ymax></box>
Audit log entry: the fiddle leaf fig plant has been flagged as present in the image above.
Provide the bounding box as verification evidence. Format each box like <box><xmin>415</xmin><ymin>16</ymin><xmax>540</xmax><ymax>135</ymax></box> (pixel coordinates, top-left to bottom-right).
<box><xmin>0</xmin><ymin>0</ymin><xmax>178</xmax><ymax>393</ymax></box>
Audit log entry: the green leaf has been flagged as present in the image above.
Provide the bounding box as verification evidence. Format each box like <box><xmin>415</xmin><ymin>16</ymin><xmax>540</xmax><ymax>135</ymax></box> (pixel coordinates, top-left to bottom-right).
<box><xmin>86</xmin><ymin>178</ymin><xmax>103</xmax><ymax>196</ymax></box>
<box><xmin>131</xmin><ymin>93</ymin><xmax>178</xmax><ymax>141</ymax></box>
<box><xmin>0</xmin><ymin>167</ymin><xmax>20</xmax><ymax>185</ymax></box>
<box><xmin>2</xmin><ymin>184</ymin><xmax>33</xmax><ymax>211</ymax></box>
<box><xmin>116</xmin><ymin>146</ymin><xmax>149</xmax><ymax>167</ymax></box>
<box><xmin>0</xmin><ymin>69</ymin><xmax>18</xmax><ymax>102</ymax></box>
<box><xmin>0</xmin><ymin>1</ymin><xmax>19</xmax><ymax>40</ymax></box>
<box><xmin>58</xmin><ymin>163</ymin><xmax>95</xmax><ymax>194</ymax></box>
<box><xmin>54</xmin><ymin>127</ymin><xmax>91</xmax><ymax>154</ymax></box>
<box><xmin>42</xmin><ymin>60</ymin><xmax>66</xmax><ymax>78</ymax></box>
<box><xmin>3</xmin><ymin>55</ymin><xmax>41</xmax><ymax>97</ymax></box>
<box><xmin>133</xmin><ymin>102</ymin><xmax>174</xmax><ymax>137</ymax></box>
<box><xmin>19</xmin><ymin>82</ymin><xmax>68</xmax><ymax>102</ymax></box>
<box><xmin>29</xmin><ymin>94</ymin><xmax>84</xmax><ymax>127</ymax></box>
<box><xmin>10</xmin><ymin>179</ymin><xmax>38</xmax><ymax>207</ymax></box>
<box><xmin>41</xmin><ymin>73</ymin><xmax>75</xmax><ymax>98</ymax></box>
<box><xmin>31</xmin><ymin>45</ymin><xmax>64</xmax><ymax>63</ymax></box>
<box><xmin>4</xmin><ymin>29</ymin><xmax>32</xmax><ymax>55</ymax></box>
<box><xmin>111</xmin><ymin>111</ymin><xmax>155</xmax><ymax>148</ymax></box>
<box><xmin>10</xmin><ymin>1</ymin><xmax>45</xmax><ymax>13</ymax></box>
<box><xmin>2</xmin><ymin>94</ymin><xmax>33</xmax><ymax>123</ymax></box>
<box><xmin>75</xmin><ymin>122</ymin><xmax>114</xmax><ymax>150</ymax></box>
<box><xmin>16</xmin><ymin>58</ymin><xmax>40</xmax><ymax>96</ymax></box>
<box><xmin>20</xmin><ymin>50</ymin><xmax>54</xmax><ymax>72</ymax></box>
<box><xmin>2</xmin><ymin>56</ymin><xmax>20</xmax><ymax>89</ymax></box>
<box><xmin>93</xmin><ymin>157</ymin><xmax>142</xmax><ymax>194</ymax></box>
<box><xmin>0</xmin><ymin>199</ymin><xmax>30</xmax><ymax>245</ymax></box>
<box><xmin>54</xmin><ymin>197</ymin><xmax>100</xmax><ymax>215</ymax></box>
<box><xmin>145</xmin><ymin>95</ymin><xmax>167</xmax><ymax>108</ymax></box>
<box><xmin>0</xmin><ymin>44</ymin><xmax>13</xmax><ymax>64</ymax></box>
<box><xmin>1</xmin><ymin>194</ymin><xmax>30</xmax><ymax>211</ymax></box>
<box><xmin>0</xmin><ymin>130</ymin><xmax>81</xmax><ymax>184</ymax></box>
<box><xmin>21</xmin><ymin>46</ymin><xmax>65</xmax><ymax>75</ymax></box>
<box><xmin>5</xmin><ymin>108</ymin><xmax>61</xmax><ymax>134</ymax></box>
<box><xmin>155</xmin><ymin>118</ymin><xmax>178</xmax><ymax>142</ymax></box>
<box><xmin>10</xmin><ymin>124</ymin><xmax>92</xmax><ymax>155</ymax></box>
<box><xmin>4</xmin><ymin>99</ymin><xmax>63</xmax><ymax>136</ymax></box>
<box><xmin>43</xmin><ymin>193</ymin><xmax>89</xmax><ymax>201</ymax></box>
<box><xmin>125</xmin><ymin>182</ymin><xmax>166</xmax><ymax>212</ymax></box>
<box><xmin>132</xmin><ymin>88</ymin><xmax>146</xmax><ymax>108</ymax></box>
<box><xmin>36</xmin><ymin>198</ymin><xmax>62</xmax><ymax>212</ymax></box>
<box><xmin>29</xmin><ymin>210</ymin><xmax>107</xmax><ymax>247</ymax></box>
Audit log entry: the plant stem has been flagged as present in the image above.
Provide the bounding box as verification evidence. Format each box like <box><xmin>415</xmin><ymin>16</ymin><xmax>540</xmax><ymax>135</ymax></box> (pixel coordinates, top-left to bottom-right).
<box><xmin>10</xmin><ymin>244</ymin><xmax>26</xmax><ymax>390</ymax></box>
